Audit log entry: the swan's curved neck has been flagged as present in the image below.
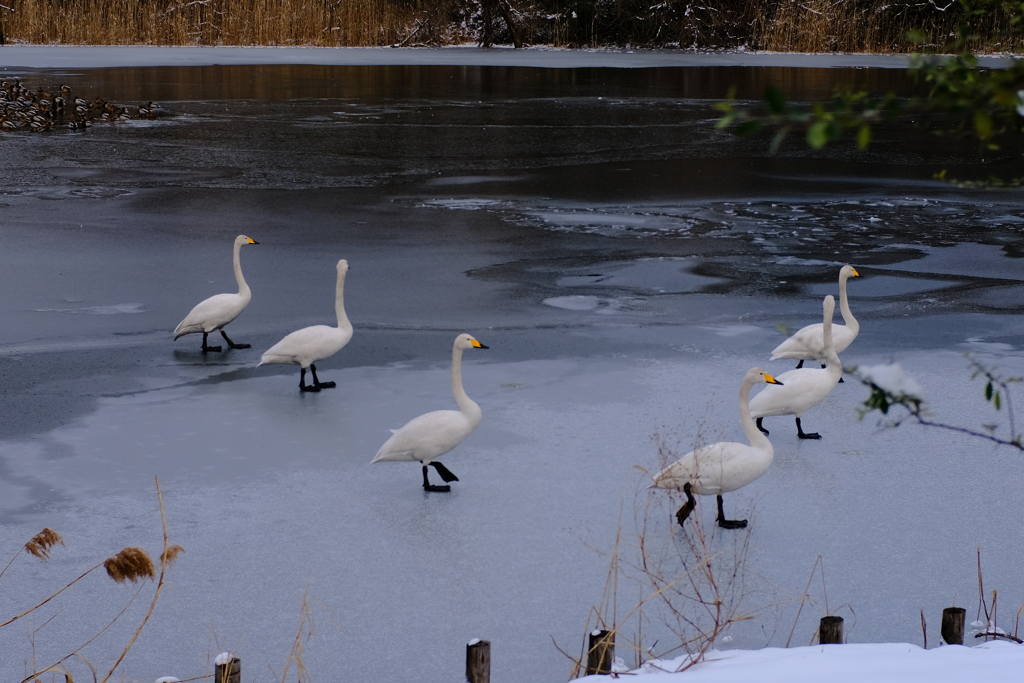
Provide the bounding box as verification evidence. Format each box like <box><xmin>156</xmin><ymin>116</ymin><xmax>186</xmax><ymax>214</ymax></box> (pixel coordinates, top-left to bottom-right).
<box><xmin>739</xmin><ymin>374</ymin><xmax>771</xmax><ymax>449</ymax></box>
<box><xmin>451</xmin><ymin>345</ymin><xmax>481</xmax><ymax>425</ymax></box>
<box><xmin>838</xmin><ymin>272</ymin><xmax>858</xmax><ymax>334</ymax></box>
<box><xmin>823</xmin><ymin>303</ymin><xmax>842</xmax><ymax>379</ymax></box>
<box><xmin>334</xmin><ymin>270</ymin><xmax>352</xmax><ymax>332</ymax></box>
<box><xmin>232</xmin><ymin>240</ymin><xmax>249</xmax><ymax>296</ymax></box>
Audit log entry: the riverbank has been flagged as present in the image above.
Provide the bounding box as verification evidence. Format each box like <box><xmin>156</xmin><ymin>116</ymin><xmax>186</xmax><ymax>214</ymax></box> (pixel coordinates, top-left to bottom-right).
<box><xmin>0</xmin><ymin>44</ymin><xmax>1018</xmax><ymax>70</ymax></box>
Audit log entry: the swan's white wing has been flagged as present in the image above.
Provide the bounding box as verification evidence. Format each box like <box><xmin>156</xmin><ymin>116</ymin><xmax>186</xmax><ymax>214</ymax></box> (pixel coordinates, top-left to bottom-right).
<box><xmin>771</xmin><ymin>323</ymin><xmax>856</xmax><ymax>360</ymax></box>
<box><xmin>749</xmin><ymin>367</ymin><xmax>839</xmax><ymax>418</ymax></box>
<box><xmin>174</xmin><ymin>292</ymin><xmax>249</xmax><ymax>337</ymax></box>
<box><xmin>371</xmin><ymin>409</ymin><xmax>477</xmax><ymax>464</ymax></box>
<box><xmin>259</xmin><ymin>325</ymin><xmax>352</xmax><ymax>366</ymax></box>
<box><xmin>652</xmin><ymin>442</ymin><xmax>771</xmax><ymax>495</ymax></box>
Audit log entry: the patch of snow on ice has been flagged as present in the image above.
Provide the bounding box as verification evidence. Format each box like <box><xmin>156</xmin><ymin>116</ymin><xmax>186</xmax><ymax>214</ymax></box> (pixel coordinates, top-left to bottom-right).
<box><xmin>543</xmin><ymin>295</ymin><xmax>601</xmax><ymax>311</ymax></box>
<box><xmin>421</xmin><ymin>198</ymin><xmax>501</xmax><ymax>210</ymax></box>
<box><xmin>857</xmin><ymin>363</ymin><xmax>925</xmax><ymax>401</ymax></box>
<box><xmin>31</xmin><ymin>303</ymin><xmax>145</xmax><ymax>315</ymax></box>
<box><xmin>700</xmin><ymin>324</ymin><xmax>763</xmax><ymax>338</ymax></box>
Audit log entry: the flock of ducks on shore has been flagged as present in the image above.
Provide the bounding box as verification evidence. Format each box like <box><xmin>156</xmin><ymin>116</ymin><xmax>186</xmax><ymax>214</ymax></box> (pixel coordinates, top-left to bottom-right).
<box><xmin>174</xmin><ymin>236</ymin><xmax>861</xmax><ymax>504</ymax></box>
<box><xmin>0</xmin><ymin>79</ymin><xmax>159</xmax><ymax>132</ymax></box>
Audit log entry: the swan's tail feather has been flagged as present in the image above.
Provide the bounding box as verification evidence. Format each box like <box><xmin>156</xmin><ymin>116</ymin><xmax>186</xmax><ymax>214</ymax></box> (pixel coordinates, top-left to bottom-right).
<box><xmin>258</xmin><ymin>354</ymin><xmax>293</xmax><ymax>366</ymax></box>
<box><xmin>173</xmin><ymin>324</ymin><xmax>201</xmax><ymax>340</ymax></box>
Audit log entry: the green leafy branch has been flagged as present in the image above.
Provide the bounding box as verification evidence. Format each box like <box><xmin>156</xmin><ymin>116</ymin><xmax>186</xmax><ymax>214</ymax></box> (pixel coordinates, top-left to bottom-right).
<box><xmin>716</xmin><ymin>0</ymin><xmax>1024</xmax><ymax>156</ymax></box>
<box><xmin>856</xmin><ymin>355</ymin><xmax>1024</xmax><ymax>451</ymax></box>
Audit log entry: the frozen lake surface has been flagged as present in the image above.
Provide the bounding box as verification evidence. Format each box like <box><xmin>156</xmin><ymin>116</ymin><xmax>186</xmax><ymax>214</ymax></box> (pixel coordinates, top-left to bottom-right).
<box><xmin>1</xmin><ymin>54</ymin><xmax>1023</xmax><ymax>682</ymax></box>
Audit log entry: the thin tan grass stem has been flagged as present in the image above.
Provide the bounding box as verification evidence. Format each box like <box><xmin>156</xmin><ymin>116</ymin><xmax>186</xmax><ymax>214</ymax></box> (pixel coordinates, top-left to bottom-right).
<box><xmin>100</xmin><ymin>476</ymin><xmax>171</xmax><ymax>683</ymax></box>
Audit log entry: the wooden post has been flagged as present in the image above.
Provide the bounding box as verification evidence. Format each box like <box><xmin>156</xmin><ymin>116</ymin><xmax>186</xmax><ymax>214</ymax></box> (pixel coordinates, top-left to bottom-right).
<box><xmin>215</xmin><ymin>656</ymin><xmax>241</xmax><ymax>683</ymax></box>
<box><xmin>585</xmin><ymin>629</ymin><xmax>614</xmax><ymax>675</ymax></box>
<box><xmin>819</xmin><ymin>616</ymin><xmax>843</xmax><ymax>644</ymax></box>
<box><xmin>466</xmin><ymin>638</ymin><xmax>490</xmax><ymax>683</ymax></box>
<box><xmin>941</xmin><ymin>607</ymin><xmax>966</xmax><ymax>645</ymax></box>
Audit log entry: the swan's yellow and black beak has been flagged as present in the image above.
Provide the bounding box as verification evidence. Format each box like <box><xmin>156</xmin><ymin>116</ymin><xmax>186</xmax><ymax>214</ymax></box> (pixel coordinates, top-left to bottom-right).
<box><xmin>471</xmin><ymin>339</ymin><xmax>489</xmax><ymax>349</ymax></box>
<box><xmin>851</xmin><ymin>267</ymin><xmax>860</xmax><ymax>277</ymax></box>
<box><xmin>247</xmin><ymin>237</ymin><xmax>259</xmax><ymax>244</ymax></box>
<box><xmin>764</xmin><ymin>372</ymin><xmax>783</xmax><ymax>386</ymax></box>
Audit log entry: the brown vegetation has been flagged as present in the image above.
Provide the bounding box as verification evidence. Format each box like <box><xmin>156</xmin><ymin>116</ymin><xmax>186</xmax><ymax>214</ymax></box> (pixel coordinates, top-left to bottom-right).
<box><xmin>0</xmin><ymin>0</ymin><xmax>1020</xmax><ymax>52</ymax></box>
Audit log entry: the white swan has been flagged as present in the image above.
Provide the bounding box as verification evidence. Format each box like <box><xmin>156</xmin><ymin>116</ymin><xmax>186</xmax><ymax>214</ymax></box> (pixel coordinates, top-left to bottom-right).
<box><xmin>651</xmin><ymin>367</ymin><xmax>783</xmax><ymax>529</ymax></box>
<box><xmin>258</xmin><ymin>259</ymin><xmax>353</xmax><ymax>392</ymax></box>
<box><xmin>750</xmin><ymin>295</ymin><xmax>842</xmax><ymax>439</ymax></box>
<box><xmin>371</xmin><ymin>333</ymin><xmax>488</xmax><ymax>492</ymax></box>
<box><xmin>771</xmin><ymin>265</ymin><xmax>860</xmax><ymax>368</ymax></box>
<box><xmin>174</xmin><ymin>235</ymin><xmax>258</xmax><ymax>352</ymax></box>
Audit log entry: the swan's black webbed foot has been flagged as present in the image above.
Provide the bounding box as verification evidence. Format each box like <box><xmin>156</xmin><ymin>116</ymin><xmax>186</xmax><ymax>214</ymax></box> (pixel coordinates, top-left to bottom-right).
<box><xmin>220</xmin><ymin>330</ymin><xmax>250</xmax><ymax>349</ymax></box>
<box><xmin>796</xmin><ymin>417</ymin><xmax>821</xmax><ymax>440</ymax></box>
<box><xmin>299</xmin><ymin>367</ymin><xmax>321</xmax><ymax>392</ymax></box>
<box><xmin>756</xmin><ymin>417</ymin><xmax>769</xmax><ymax>436</ymax></box>
<box><xmin>838</xmin><ymin>377</ymin><xmax>845</xmax><ymax>383</ymax></box>
<box><xmin>795</xmin><ymin>359</ymin><xmax>804</xmax><ymax>369</ymax></box>
<box><xmin>422</xmin><ymin>464</ymin><xmax>452</xmax><ymax>492</ymax></box>
<box><xmin>310</xmin><ymin>364</ymin><xmax>336</xmax><ymax>389</ymax></box>
<box><xmin>430</xmin><ymin>461</ymin><xmax>460</xmax><ymax>483</ymax></box>
<box><xmin>201</xmin><ymin>332</ymin><xmax>222</xmax><ymax>353</ymax></box>
<box><xmin>675</xmin><ymin>482</ymin><xmax>697</xmax><ymax>527</ymax></box>
<box><xmin>716</xmin><ymin>494</ymin><xmax>748</xmax><ymax>529</ymax></box>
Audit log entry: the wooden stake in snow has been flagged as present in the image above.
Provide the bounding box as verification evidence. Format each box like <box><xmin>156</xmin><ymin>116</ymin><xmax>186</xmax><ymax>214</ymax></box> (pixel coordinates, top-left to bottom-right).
<box><xmin>819</xmin><ymin>616</ymin><xmax>843</xmax><ymax>644</ymax></box>
<box><xmin>214</xmin><ymin>653</ymin><xmax>240</xmax><ymax>683</ymax></box>
<box><xmin>466</xmin><ymin>638</ymin><xmax>490</xmax><ymax>683</ymax></box>
<box><xmin>585</xmin><ymin>629</ymin><xmax>614</xmax><ymax>675</ymax></box>
<box><xmin>942</xmin><ymin>607</ymin><xmax>966</xmax><ymax>645</ymax></box>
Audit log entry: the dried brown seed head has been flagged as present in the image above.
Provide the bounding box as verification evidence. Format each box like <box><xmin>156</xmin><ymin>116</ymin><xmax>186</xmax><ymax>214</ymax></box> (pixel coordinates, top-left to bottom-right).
<box><xmin>104</xmin><ymin>547</ymin><xmax>155</xmax><ymax>583</ymax></box>
<box><xmin>160</xmin><ymin>545</ymin><xmax>185</xmax><ymax>567</ymax></box>
<box><xmin>25</xmin><ymin>528</ymin><xmax>64</xmax><ymax>560</ymax></box>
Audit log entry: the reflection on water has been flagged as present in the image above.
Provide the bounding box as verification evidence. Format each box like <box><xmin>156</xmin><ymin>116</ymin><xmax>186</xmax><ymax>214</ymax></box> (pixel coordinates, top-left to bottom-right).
<box><xmin>1</xmin><ymin>63</ymin><xmax>1002</xmax><ymax>195</ymax></box>
<box><xmin>17</xmin><ymin>63</ymin><xmax>930</xmax><ymax>104</ymax></box>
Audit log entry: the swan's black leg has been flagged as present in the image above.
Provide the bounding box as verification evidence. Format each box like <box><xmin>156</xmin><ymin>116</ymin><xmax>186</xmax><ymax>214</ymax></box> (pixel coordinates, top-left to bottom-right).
<box><xmin>795</xmin><ymin>359</ymin><xmax>804</xmax><ymax>369</ymax></box>
<box><xmin>796</xmin><ymin>417</ymin><xmax>821</xmax><ymax>439</ymax></box>
<box><xmin>716</xmin><ymin>495</ymin><xmax>748</xmax><ymax>529</ymax></box>
<box><xmin>422</xmin><ymin>463</ymin><xmax>451</xmax><ymax>492</ymax></box>
<box><xmin>311</xmin><ymin>364</ymin><xmax>336</xmax><ymax>389</ymax></box>
<box><xmin>220</xmin><ymin>329</ymin><xmax>250</xmax><ymax>349</ymax></box>
<box><xmin>430</xmin><ymin>461</ymin><xmax>459</xmax><ymax>483</ymax></box>
<box><xmin>756</xmin><ymin>417</ymin><xmax>769</xmax><ymax>436</ymax></box>
<box><xmin>201</xmin><ymin>332</ymin><xmax>222</xmax><ymax>353</ymax></box>
<box><xmin>675</xmin><ymin>482</ymin><xmax>697</xmax><ymax>527</ymax></box>
<box><xmin>299</xmin><ymin>367</ymin><xmax>321</xmax><ymax>392</ymax></box>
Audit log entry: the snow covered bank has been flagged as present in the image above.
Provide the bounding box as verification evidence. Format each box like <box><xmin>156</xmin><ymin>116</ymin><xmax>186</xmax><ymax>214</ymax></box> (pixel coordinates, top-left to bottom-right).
<box><xmin>580</xmin><ymin>641</ymin><xmax>1024</xmax><ymax>682</ymax></box>
<box><xmin>0</xmin><ymin>45</ymin><xmax>931</xmax><ymax>70</ymax></box>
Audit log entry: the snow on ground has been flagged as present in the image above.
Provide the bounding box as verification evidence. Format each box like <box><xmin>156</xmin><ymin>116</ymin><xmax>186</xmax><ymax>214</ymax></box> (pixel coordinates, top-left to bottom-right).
<box><xmin>580</xmin><ymin>641</ymin><xmax>1024</xmax><ymax>682</ymax></box>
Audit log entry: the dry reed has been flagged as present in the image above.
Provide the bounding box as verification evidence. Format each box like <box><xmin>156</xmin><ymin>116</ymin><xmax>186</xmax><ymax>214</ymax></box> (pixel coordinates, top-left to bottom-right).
<box><xmin>104</xmin><ymin>547</ymin><xmax>157</xmax><ymax>584</ymax></box>
<box><xmin>0</xmin><ymin>0</ymin><xmax>1020</xmax><ymax>51</ymax></box>
<box><xmin>24</xmin><ymin>528</ymin><xmax>65</xmax><ymax>561</ymax></box>
<box><xmin>0</xmin><ymin>0</ymin><xmax>416</xmax><ymax>46</ymax></box>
